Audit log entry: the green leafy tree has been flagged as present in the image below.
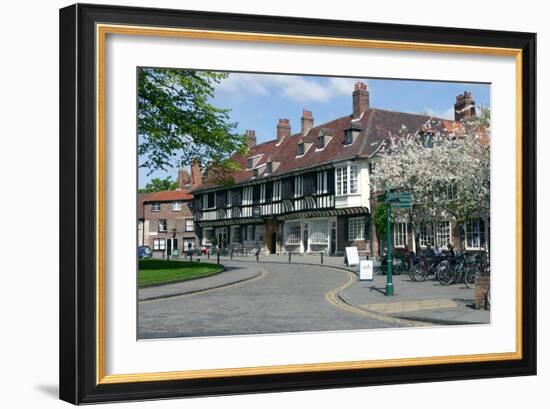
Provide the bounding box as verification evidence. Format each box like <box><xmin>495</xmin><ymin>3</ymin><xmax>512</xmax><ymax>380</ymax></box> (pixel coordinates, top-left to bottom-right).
<box><xmin>373</xmin><ymin>202</ymin><xmax>393</xmax><ymax>254</ymax></box>
<box><xmin>139</xmin><ymin>177</ymin><xmax>178</xmax><ymax>193</ymax></box>
<box><xmin>138</xmin><ymin>68</ymin><xmax>248</xmax><ymax>177</ymax></box>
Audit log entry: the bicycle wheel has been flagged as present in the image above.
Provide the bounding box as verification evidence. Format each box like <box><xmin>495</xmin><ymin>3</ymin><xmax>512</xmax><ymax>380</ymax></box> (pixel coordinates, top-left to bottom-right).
<box><xmin>437</xmin><ymin>261</ymin><xmax>454</xmax><ymax>285</ymax></box>
<box><xmin>464</xmin><ymin>266</ymin><xmax>477</xmax><ymax>289</ymax></box>
<box><xmin>412</xmin><ymin>261</ymin><xmax>427</xmax><ymax>282</ymax></box>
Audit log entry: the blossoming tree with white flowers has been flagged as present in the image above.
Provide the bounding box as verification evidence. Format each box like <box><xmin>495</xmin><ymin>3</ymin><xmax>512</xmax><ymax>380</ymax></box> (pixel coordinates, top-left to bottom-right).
<box><xmin>371</xmin><ymin>118</ymin><xmax>490</xmax><ymax>253</ymax></box>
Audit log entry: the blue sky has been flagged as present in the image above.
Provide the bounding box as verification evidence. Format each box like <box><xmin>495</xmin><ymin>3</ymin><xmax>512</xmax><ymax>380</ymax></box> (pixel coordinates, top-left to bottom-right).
<box><xmin>139</xmin><ymin>72</ymin><xmax>490</xmax><ymax>188</ymax></box>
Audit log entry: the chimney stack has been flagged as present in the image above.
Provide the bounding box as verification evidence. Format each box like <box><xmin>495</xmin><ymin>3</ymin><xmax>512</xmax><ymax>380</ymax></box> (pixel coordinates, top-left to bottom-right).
<box><xmin>454</xmin><ymin>91</ymin><xmax>476</xmax><ymax>121</ymax></box>
<box><xmin>352</xmin><ymin>81</ymin><xmax>370</xmax><ymax>119</ymax></box>
<box><xmin>177</xmin><ymin>168</ymin><xmax>191</xmax><ymax>190</ymax></box>
<box><xmin>245</xmin><ymin>129</ymin><xmax>256</xmax><ymax>148</ymax></box>
<box><xmin>190</xmin><ymin>160</ymin><xmax>202</xmax><ymax>187</ymax></box>
<box><xmin>301</xmin><ymin>110</ymin><xmax>314</xmax><ymax>136</ymax></box>
<box><xmin>276</xmin><ymin>118</ymin><xmax>291</xmax><ymax>145</ymax></box>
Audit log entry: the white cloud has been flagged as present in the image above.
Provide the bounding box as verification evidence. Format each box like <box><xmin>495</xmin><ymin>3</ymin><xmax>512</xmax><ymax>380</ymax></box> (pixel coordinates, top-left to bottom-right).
<box><xmin>216</xmin><ymin>73</ymin><xmax>367</xmax><ymax>103</ymax></box>
<box><xmin>424</xmin><ymin>106</ymin><xmax>454</xmax><ymax>120</ymax></box>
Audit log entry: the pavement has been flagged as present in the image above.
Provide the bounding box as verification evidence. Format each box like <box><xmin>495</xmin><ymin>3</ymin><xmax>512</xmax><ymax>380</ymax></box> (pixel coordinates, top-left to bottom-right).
<box><xmin>138</xmin><ymin>257</ymin><xmax>489</xmax><ymax>339</ymax></box>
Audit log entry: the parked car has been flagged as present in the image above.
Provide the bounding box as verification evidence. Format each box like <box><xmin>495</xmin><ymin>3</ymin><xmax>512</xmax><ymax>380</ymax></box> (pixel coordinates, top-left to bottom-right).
<box><xmin>138</xmin><ymin>245</ymin><xmax>152</xmax><ymax>259</ymax></box>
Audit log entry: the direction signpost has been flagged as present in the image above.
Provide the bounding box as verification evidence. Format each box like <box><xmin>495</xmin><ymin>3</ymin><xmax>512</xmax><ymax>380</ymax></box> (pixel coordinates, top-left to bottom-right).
<box><xmin>379</xmin><ymin>188</ymin><xmax>412</xmax><ymax>296</ymax></box>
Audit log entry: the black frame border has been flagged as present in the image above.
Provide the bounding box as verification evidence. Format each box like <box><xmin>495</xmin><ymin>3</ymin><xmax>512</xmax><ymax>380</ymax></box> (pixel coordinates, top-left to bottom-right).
<box><xmin>59</xmin><ymin>3</ymin><xmax>536</xmax><ymax>404</ymax></box>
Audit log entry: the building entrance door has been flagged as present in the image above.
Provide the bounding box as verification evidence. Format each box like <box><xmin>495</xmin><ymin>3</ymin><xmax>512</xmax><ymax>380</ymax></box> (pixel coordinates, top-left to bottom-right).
<box><xmin>330</xmin><ymin>222</ymin><xmax>337</xmax><ymax>255</ymax></box>
<box><xmin>167</xmin><ymin>238</ymin><xmax>178</xmax><ymax>256</ymax></box>
<box><xmin>302</xmin><ymin>223</ymin><xmax>309</xmax><ymax>253</ymax></box>
<box><xmin>217</xmin><ymin>227</ymin><xmax>228</xmax><ymax>249</ymax></box>
<box><xmin>270</xmin><ymin>232</ymin><xmax>277</xmax><ymax>254</ymax></box>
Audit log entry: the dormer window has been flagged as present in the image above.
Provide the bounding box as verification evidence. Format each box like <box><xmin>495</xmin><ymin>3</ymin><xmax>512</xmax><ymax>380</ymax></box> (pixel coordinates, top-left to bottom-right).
<box><xmin>247</xmin><ymin>158</ymin><xmax>254</xmax><ymax>169</ymax></box>
<box><xmin>344</xmin><ymin>130</ymin><xmax>353</xmax><ymax>145</ymax></box>
<box><xmin>317</xmin><ymin>134</ymin><xmax>325</xmax><ymax>149</ymax></box>
<box><xmin>297</xmin><ymin>142</ymin><xmax>305</xmax><ymax>156</ymax></box>
<box><xmin>266</xmin><ymin>161</ymin><xmax>273</xmax><ymax>174</ymax></box>
<box><xmin>253</xmin><ymin>168</ymin><xmax>259</xmax><ymax>177</ymax></box>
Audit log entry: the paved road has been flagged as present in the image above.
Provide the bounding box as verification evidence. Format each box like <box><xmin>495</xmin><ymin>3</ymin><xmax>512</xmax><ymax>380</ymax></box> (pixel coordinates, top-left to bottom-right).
<box><xmin>138</xmin><ymin>261</ymin><xmax>401</xmax><ymax>339</ymax></box>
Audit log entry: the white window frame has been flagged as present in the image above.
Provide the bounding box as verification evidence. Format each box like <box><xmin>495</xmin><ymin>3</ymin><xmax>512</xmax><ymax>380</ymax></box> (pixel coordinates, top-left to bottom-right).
<box><xmin>465</xmin><ymin>218</ymin><xmax>483</xmax><ymax>250</ymax></box>
<box><xmin>273</xmin><ymin>180</ymin><xmax>282</xmax><ymax>201</ymax></box>
<box><xmin>317</xmin><ymin>171</ymin><xmax>328</xmax><ymax>194</ymax></box>
<box><xmin>336</xmin><ymin>165</ymin><xmax>360</xmax><ymax>196</ymax></box>
<box><xmin>230</xmin><ymin>226</ymin><xmax>240</xmax><ymax>244</ymax></box>
<box><xmin>185</xmin><ymin>219</ymin><xmax>194</xmax><ymax>232</ymax></box>
<box><xmin>294</xmin><ymin>175</ymin><xmax>303</xmax><ymax>198</ymax></box>
<box><xmin>260</xmin><ymin>184</ymin><xmax>266</xmax><ymax>203</ymax></box>
<box><xmin>348</xmin><ymin>217</ymin><xmax>365</xmax><ymax>241</ymax></box>
<box><xmin>202</xmin><ymin>193</ymin><xmax>215</xmax><ymax>210</ymax></box>
<box><xmin>151</xmin><ymin>202</ymin><xmax>160</xmax><ymax>212</ymax></box>
<box><xmin>158</xmin><ymin>219</ymin><xmax>167</xmax><ymax>232</ymax></box>
<box><xmin>309</xmin><ymin>220</ymin><xmax>329</xmax><ymax>245</ymax></box>
<box><xmin>243</xmin><ymin>186</ymin><xmax>253</xmax><ymax>205</ymax></box>
<box><xmin>393</xmin><ymin>221</ymin><xmax>407</xmax><ymax>248</ymax></box>
<box><xmin>436</xmin><ymin>220</ymin><xmax>452</xmax><ymax>249</ymax></box>
<box><xmin>227</xmin><ymin>190</ymin><xmax>232</xmax><ymax>207</ymax></box>
<box><xmin>153</xmin><ymin>238</ymin><xmax>166</xmax><ymax>250</ymax></box>
<box><xmin>419</xmin><ymin>222</ymin><xmax>435</xmax><ymax>248</ymax></box>
<box><xmin>285</xmin><ymin>221</ymin><xmax>302</xmax><ymax>245</ymax></box>
<box><xmin>172</xmin><ymin>201</ymin><xmax>182</xmax><ymax>211</ymax></box>
<box><xmin>202</xmin><ymin>227</ymin><xmax>214</xmax><ymax>245</ymax></box>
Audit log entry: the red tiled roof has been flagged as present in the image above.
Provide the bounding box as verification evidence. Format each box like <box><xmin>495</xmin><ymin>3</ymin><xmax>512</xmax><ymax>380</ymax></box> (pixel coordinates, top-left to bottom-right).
<box><xmin>192</xmin><ymin>108</ymin><xmax>464</xmax><ymax>192</ymax></box>
<box><xmin>143</xmin><ymin>189</ymin><xmax>194</xmax><ymax>202</ymax></box>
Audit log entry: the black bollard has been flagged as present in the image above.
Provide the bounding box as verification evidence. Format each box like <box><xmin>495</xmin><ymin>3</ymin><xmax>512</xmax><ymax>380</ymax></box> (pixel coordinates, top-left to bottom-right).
<box><xmin>256</xmin><ymin>251</ymin><xmax>259</xmax><ymax>263</ymax></box>
<box><xmin>321</xmin><ymin>252</ymin><xmax>324</xmax><ymax>264</ymax></box>
<box><xmin>288</xmin><ymin>251</ymin><xmax>292</xmax><ymax>263</ymax></box>
<box><xmin>190</xmin><ymin>252</ymin><xmax>193</xmax><ymax>262</ymax></box>
<box><xmin>230</xmin><ymin>248</ymin><xmax>233</xmax><ymax>260</ymax></box>
<box><xmin>217</xmin><ymin>251</ymin><xmax>220</xmax><ymax>265</ymax></box>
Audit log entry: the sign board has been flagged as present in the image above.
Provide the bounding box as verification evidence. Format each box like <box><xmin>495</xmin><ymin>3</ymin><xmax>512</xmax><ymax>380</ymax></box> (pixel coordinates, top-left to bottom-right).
<box><xmin>359</xmin><ymin>260</ymin><xmax>374</xmax><ymax>280</ymax></box>
<box><xmin>345</xmin><ymin>247</ymin><xmax>360</xmax><ymax>266</ymax></box>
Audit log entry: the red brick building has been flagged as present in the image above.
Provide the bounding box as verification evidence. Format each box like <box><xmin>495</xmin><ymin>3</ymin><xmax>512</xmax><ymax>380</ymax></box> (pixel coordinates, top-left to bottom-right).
<box><xmin>138</xmin><ymin>170</ymin><xmax>198</xmax><ymax>257</ymax></box>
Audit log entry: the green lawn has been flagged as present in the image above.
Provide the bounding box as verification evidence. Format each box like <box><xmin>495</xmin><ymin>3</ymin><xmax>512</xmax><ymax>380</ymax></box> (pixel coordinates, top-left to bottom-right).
<box><xmin>138</xmin><ymin>259</ymin><xmax>223</xmax><ymax>287</ymax></box>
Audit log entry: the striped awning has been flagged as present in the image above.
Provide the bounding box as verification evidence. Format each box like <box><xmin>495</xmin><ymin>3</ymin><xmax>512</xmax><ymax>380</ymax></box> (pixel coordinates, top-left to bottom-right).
<box><xmin>276</xmin><ymin>207</ymin><xmax>369</xmax><ymax>221</ymax></box>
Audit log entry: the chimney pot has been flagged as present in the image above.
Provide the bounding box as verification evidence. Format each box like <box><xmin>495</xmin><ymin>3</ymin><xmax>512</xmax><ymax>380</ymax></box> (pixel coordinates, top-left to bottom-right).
<box><xmin>245</xmin><ymin>129</ymin><xmax>256</xmax><ymax>148</ymax></box>
<box><xmin>276</xmin><ymin>118</ymin><xmax>291</xmax><ymax>144</ymax></box>
<box><xmin>301</xmin><ymin>109</ymin><xmax>314</xmax><ymax>136</ymax></box>
<box><xmin>190</xmin><ymin>160</ymin><xmax>202</xmax><ymax>187</ymax></box>
<box><xmin>352</xmin><ymin>81</ymin><xmax>370</xmax><ymax>118</ymax></box>
<box><xmin>454</xmin><ymin>91</ymin><xmax>476</xmax><ymax>121</ymax></box>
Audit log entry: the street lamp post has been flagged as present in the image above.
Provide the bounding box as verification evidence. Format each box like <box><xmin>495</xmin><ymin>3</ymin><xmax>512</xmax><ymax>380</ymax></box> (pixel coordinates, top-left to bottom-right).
<box><xmin>385</xmin><ymin>190</ymin><xmax>394</xmax><ymax>296</ymax></box>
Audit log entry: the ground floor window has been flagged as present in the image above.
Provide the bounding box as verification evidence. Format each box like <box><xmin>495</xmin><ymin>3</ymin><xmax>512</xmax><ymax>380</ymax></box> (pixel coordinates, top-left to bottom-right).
<box><xmin>246</xmin><ymin>225</ymin><xmax>254</xmax><ymax>241</ymax></box>
<box><xmin>202</xmin><ymin>227</ymin><xmax>214</xmax><ymax>245</ymax></box>
<box><xmin>230</xmin><ymin>226</ymin><xmax>240</xmax><ymax>244</ymax></box>
<box><xmin>309</xmin><ymin>220</ymin><xmax>329</xmax><ymax>245</ymax></box>
<box><xmin>465</xmin><ymin>218</ymin><xmax>485</xmax><ymax>250</ymax></box>
<box><xmin>348</xmin><ymin>217</ymin><xmax>365</xmax><ymax>241</ymax></box>
<box><xmin>153</xmin><ymin>238</ymin><xmax>166</xmax><ymax>250</ymax></box>
<box><xmin>419</xmin><ymin>222</ymin><xmax>435</xmax><ymax>248</ymax></box>
<box><xmin>285</xmin><ymin>222</ymin><xmax>301</xmax><ymax>245</ymax></box>
<box><xmin>393</xmin><ymin>221</ymin><xmax>407</xmax><ymax>248</ymax></box>
<box><xmin>254</xmin><ymin>224</ymin><xmax>265</xmax><ymax>243</ymax></box>
<box><xmin>436</xmin><ymin>220</ymin><xmax>452</xmax><ymax>249</ymax></box>
<box><xmin>183</xmin><ymin>239</ymin><xmax>195</xmax><ymax>251</ymax></box>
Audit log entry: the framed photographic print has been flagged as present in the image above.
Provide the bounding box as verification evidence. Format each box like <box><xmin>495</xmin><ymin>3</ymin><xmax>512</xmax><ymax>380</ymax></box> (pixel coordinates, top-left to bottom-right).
<box><xmin>59</xmin><ymin>3</ymin><xmax>536</xmax><ymax>404</ymax></box>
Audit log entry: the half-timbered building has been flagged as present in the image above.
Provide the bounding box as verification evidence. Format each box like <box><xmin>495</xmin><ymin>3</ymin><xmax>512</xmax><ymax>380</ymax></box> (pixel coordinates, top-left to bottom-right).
<box><xmin>190</xmin><ymin>83</ymin><xmax>487</xmax><ymax>256</ymax></box>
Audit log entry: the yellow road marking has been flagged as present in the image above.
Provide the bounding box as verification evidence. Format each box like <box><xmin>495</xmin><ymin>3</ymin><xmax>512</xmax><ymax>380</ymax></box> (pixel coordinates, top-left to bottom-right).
<box><xmin>324</xmin><ymin>270</ymin><xmax>430</xmax><ymax>327</ymax></box>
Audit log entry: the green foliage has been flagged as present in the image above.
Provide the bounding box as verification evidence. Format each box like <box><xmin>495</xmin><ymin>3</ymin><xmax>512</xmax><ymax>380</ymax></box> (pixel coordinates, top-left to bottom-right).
<box><xmin>373</xmin><ymin>202</ymin><xmax>393</xmax><ymax>243</ymax></box>
<box><xmin>138</xmin><ymin>176</ymin><xmax>178</xmax><ymax>193</ymax></box>
<box><xmin>138</xmin><ymin>68</ymin><xmax>248</xmax><ymax>176</ymax></box>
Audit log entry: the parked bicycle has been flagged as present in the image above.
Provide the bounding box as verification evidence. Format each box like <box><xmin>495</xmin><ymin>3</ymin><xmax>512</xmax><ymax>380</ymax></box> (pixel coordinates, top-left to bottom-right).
<box><xmin>437</xmin><ymin>253</ymin><xmax>478</xmax><ymax>287</ymax></box>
